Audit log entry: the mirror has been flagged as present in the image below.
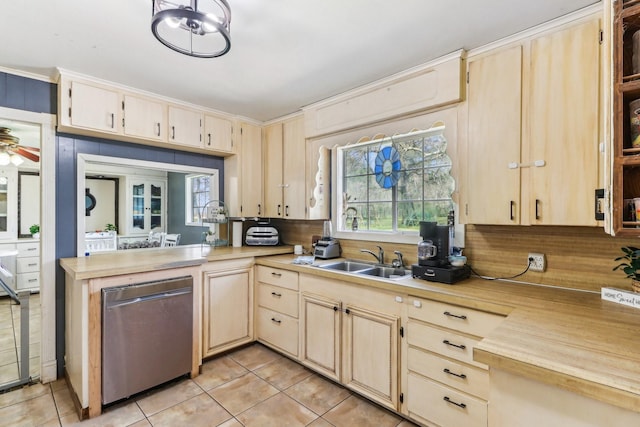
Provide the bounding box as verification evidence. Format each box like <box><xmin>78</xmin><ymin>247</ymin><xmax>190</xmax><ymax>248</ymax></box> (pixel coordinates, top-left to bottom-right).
<box><xmin>77</xmin><ymin>154</ymin><xmax>220</xmax><ymax>257</ymax></box>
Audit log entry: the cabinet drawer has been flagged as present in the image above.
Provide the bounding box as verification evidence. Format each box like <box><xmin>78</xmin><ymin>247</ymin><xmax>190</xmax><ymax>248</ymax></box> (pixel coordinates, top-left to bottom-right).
<box><xmin>17</xmin><ymin>242</ymin><xmax>39</xmax><ymax>258</ymax></box>
<box><xmin>408</xmin><ymin>297</ymin><xmax>504</xmax><ymax>337</ymax></box>
<box><xmin>257</xmin><ymin>307</ymin><xmax>298</xmax><ymax>357</ymax></box>
<box><xmin>408</xmin><ymin>347</ymin><xmax>489</xmax><ymax>400</ymax></box>
<box><xmin>407</xmin><ymin>373</ymin><xmax>486</xmax><ymax>427</ymax></box>
<box><xmin>17</xmin><ymin>257</ymin><xmax>39</xmax><ymax>274</ymax></box>
<box><xmin>17</xmin><ymin>272</ymin><xmax>39</xmax><ymax>290</ymax></box>
<box><xmin>408</xmin><ymin>320</ymin><xmax>486</xmax><ymax>369</ymax></box>
<box><xmin>257</xmin><ymin>283</ymin><xmax>298</xmax><ymax>318</ymax></box>
<box><xmin>256</xmin><ymin>266</ymin><xmax>299</xmax><ymax>290</ymax></box>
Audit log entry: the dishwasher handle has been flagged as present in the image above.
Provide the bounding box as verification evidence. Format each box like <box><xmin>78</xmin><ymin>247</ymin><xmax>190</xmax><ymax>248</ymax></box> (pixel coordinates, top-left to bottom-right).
<box><xmin>105</xmin><ymin>287</ymin><xmax>192</xmax><ymax>310</ymax></box>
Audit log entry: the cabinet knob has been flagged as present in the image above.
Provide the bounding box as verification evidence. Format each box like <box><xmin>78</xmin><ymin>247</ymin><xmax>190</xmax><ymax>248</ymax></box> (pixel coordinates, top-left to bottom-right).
<box><xmin>395</xmin><ymin>296</ymin><xmax>403</xmax><ymax>303</ymax></box>
<box><xmin>413</xmin><ymin>300</ymin><xmax>422</xmax><ymax>308</ymax></box>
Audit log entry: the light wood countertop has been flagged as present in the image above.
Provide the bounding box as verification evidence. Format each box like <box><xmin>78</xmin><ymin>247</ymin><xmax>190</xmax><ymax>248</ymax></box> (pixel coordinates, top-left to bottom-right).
<box><xmin>257</xmin><ymin>255</ymin><xmax>640</xmax><ymax>413</ymax></box>
<box><xmin>59</xmin><ymin>245</ymin><xmax>293</xmax><ymax>280</ymax></box>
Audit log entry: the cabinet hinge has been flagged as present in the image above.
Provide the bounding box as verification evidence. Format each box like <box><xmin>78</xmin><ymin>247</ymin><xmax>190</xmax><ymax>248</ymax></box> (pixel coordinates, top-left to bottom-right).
<box><xmin>599</xmin><ymin>29</ymin><xmax>603</xmax><ymax>45</ymax></box>
<box><xmin>400</xmin><ymin>326</ymin><xmax>404</xmax><ymax>338</ymax></box>
<box><xmin>399</xmin><ymin>393</ymin><xmax>404</xmax><ymax>404</ymax></box>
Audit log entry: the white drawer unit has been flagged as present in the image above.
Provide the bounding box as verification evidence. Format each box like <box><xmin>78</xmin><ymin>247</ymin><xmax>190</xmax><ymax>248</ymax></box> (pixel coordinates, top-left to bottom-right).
<box><xmin>17</xmin><ymin>257</ymin><xmax>40</xmax><ymax>274</ymax></box>
<box><xmin>16</xmin><ymin>241</ymin><xmax>40</xmax><ymax>292</ymax></box>
<box><xmin>255</xmin><ymin>266</ymin><xmax>299</xmax><ymax>357</ymax></box>
<box><xmin>403</xmin><ymin>296</ymin><xmax>504</xmax><ymax>427</ymax></box>
<box><xmin>17</xmin><ymin>272</ymin><xmax>39</xmax><ymax>290</ymax></box>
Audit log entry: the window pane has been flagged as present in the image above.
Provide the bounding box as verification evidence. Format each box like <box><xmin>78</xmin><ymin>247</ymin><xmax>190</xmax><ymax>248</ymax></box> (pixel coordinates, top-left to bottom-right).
<box><xmin>365</xmin><ymin>202</ymin><xmax>393</xmax><ymax>231</ymax></box>
<box><xmin>344</xmin><ymin>175</ymin><xmax>368</xmax><ymax>204</ymax></box>
<box><xmin>343</xmin><ymin>145</ymin><xmax>370</xmax><ymax>176</ymax></box>
<box><xmin>397</xmin><ymin>169</ymin><xmax>423</xmax><ymax>201</ymax></box>
<box><xmin>368</xmin><ymin>175</ymin><xmax>392</xmax><ymax>202</ymax></box>
<box><xmin>424</xmin><ymin>166</ymin><xmax>455</xmax><ymax>199</ymax></box>
<box><xmin>398</xmin><ymin>201</ymin><xmax>422</xmax><ymax>232</ymax></box>
<box><xmin>424</xmin><ymin>200</ymin><xmax>454</xmax><ymax>225</ymax></box>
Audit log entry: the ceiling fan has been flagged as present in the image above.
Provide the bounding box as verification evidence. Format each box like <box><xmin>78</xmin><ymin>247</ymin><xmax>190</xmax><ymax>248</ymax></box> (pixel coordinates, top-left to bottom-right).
<box><xmin>0</xmin><ymin>127</ymin><xmax>40</xmax><ymax>165</ymax></box>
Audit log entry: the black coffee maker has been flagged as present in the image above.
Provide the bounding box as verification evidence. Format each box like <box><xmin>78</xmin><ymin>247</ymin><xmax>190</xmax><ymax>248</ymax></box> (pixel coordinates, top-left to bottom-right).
<box><xmin>412</xmin><ymin>220</ymin><xmax>470</xmax><ymax>284</ymax></box>
<box><xmin>418</xmin><ymin>221</ymin><xmax>450</xmax><ymax>267</ymax></box>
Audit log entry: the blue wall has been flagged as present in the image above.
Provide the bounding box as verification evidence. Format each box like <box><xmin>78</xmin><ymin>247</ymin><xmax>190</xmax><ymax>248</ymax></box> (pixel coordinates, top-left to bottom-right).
<box><xmin>0</xmin><ymin>72</ymin><xmax>56</xmax><ymax>114</ymax></box>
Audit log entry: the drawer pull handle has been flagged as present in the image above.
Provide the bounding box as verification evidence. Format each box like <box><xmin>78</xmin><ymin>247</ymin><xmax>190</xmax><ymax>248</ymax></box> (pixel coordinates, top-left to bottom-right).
<box><xmin>271</xmin><ymin>292</ymin><xmax>282</xmax><ymax>297</ymax></box>
<box><xmin>28</xmin><ymin>279</ymin><xmax>38</xmax><ymax>283</ymax></box>
<box><xmin>443</xmin><ymin>396</ymin><xmax>467</xmax><ymax>409</ymax></box>
<box><xmin>443</xmin><ymin>368</ymin><xmax>467</xmax><ymax>379</ymax></box>
<box><xmin>443</xmin><ymin>340</ymin><xmax>466</xmax><ymax>350</ymax></box>
<box><xmin>443</xmin><ymin>311</ymin><xmax>467</xmax><ymax>320</ymax></box>
<box><xmin>271</xmin><ymin>272</ymin><xmax>282</xmax><ymax>277</ymax></box>
<box><xmin>27</xmin><ymin>248</ymin><xmax>37</xmax><ymax>251</ymax></box>
<box><xmin>27</xmin><ymin>263</ymin><xmax>38</xmax><ymax>267</ymax></box>
<box><xmin>271</xmin><ymin>318</ymin><xmax>281</xmax><ymax>324</ymax></box>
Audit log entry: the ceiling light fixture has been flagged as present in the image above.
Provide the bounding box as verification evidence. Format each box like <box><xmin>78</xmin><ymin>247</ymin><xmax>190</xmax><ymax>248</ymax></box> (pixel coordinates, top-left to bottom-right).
<box><xmin>151</xmin><ymin>0</ymin><xmax>231</xmax><ymax>58</ymax></box>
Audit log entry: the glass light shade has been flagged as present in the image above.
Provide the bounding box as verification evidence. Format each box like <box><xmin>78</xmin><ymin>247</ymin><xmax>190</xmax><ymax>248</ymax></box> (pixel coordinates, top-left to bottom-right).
<box><xmin>0</xmin><ymin>152</ymin><xmax>10</xmax><ymax>166</ymax></box>
<box><xmin>10</xmin><ymin>153</ymin><xmax>24</xmax><ymax>166</ymax></box>
<box><xmin>151</xmin><ymin>0</ymin><xmax>231</xmax><ymax>58</ymax></box>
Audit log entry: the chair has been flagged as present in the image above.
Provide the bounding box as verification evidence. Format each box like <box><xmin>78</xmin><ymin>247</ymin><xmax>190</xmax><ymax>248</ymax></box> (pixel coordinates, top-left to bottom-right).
<box><xmin>148</xmin><ymin>231</ymin><xmax>166</xmax><ymax>247</ymax></box>
<box><xmin>163</xmin><ymin>234</ymin><xmax>181</xmax><ymax>247</ymax></box>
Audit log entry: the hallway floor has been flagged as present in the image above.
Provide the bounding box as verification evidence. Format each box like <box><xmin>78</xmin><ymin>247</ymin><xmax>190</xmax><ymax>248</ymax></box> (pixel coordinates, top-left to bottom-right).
<box><xmin>0</xmin><ymin>294</ymin><xmax>40</xmax><ymax>387</ymax></box>
<box><xmin>0</xmin><ymin>343</ymin><xmax>418</xmax><ymax>427</ymax></box>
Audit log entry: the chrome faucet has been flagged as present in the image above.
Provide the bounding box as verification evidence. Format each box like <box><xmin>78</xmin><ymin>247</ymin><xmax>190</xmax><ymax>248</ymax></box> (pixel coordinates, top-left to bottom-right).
<box><xmin>361</xmin><ymin>246</ymin><xmax>384</xmax><ymax>264</ymax></box>
<box><xmin>392</xmin><ymin>251</ymin><xmax>404</xmax><ymax>269</ymax></box>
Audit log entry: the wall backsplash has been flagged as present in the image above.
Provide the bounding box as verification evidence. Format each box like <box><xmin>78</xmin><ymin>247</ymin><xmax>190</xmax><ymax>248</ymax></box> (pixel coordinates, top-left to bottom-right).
<box><xmin>274</xmin><ymin>220</ymin><xmax>636</xmax><ymax>293</ymax></box>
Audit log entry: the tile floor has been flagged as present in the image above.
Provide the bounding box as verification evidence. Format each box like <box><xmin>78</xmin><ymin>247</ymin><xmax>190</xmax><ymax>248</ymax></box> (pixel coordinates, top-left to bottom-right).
<box><xmin>0</xmin><ymin>343</ymin><xmax>419</xmax><ymax>427</ymax></box>
<box><xmin>0</xmin><ymin>294</ymin><xmax>40</xmax><ymax>387</ymax></box>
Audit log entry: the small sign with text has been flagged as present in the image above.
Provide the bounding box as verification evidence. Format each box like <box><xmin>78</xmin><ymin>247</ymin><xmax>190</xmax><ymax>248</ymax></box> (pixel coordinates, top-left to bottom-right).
<box><xmin>601</xmin><ymin>287</ymin><xmax>640</xmax><ymax>310</ymax></box>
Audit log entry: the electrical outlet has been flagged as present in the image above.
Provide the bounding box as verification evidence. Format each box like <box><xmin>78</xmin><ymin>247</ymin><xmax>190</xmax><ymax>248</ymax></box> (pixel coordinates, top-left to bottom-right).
<box><xmin>528</xmin><ymin>253</ymin><xmax>545</xmax><ymax>272</ymax></box>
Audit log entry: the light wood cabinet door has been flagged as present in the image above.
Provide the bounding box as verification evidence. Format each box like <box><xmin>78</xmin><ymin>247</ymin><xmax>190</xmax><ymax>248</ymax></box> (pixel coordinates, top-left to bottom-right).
<box><xmin>123</xmin><ymin>94</ymin><xmax>166</xmax><ymax>141</ymax></box>
<box><xmin>203</xmin><ymin>267</ymin><xmax>253</xmax><ymax>357</ymax></box>
<box><xmin>69</xmin><ymin>80</ymin><xmax>120</xmax><ymax>134</ymax></box>
<box><xmin>203</xmin><ymin>115</ymin><xmax>233</xmax><ymax>153</ymax></box>
<box><xmin>282</xmin><ymin>117</ymin><xmax>306</xmax><ymax>219</ymax></box>
<box><xmin>343</xmin><ymin>304</ymin><xmax>399</xmax><ymax>411</ymax></box>
<box><xmin>467</xmin><ymin>46</ymin><xmax>523</xmax><ymax>224</ymax></box>
<box><xmin>528</xmin><ymin>18</ymin><xmax>600</xmax><ymax>226</ymax></box>
<box><xmin>300</xmin><ymin>292</ymin><xmax>341</xmax><ymax>381</ymax></box>
<box><xmin>263</xmin><ymin>123</ymin><xmax>284</xmax><ymax>218</ymax></box>
<box><xmin>168</xmin><ymin>105</ymin><xmax>202</xmax><ymax>147</ymax></box>
<box><xmin>240</xmin><ymin>123</ymin><xmax>264</xmax><ymax>217</ymax></box>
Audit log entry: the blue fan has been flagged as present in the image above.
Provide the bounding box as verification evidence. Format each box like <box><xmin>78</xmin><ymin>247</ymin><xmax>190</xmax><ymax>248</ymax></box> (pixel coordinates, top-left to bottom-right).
<box><xmin>374</xmin><ymin>146</ymin><xmax>401</xmax><ymax>188</ymax></box>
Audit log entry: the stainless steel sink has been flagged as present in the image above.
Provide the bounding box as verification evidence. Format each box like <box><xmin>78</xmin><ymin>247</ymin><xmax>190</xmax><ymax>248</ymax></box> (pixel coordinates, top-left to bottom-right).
<box><xmin>318</xmin><ymin>260</ymin><xmax>374</xmax><ymax>272</ymax></box>
<box><xmin>358</xmin><ymin>266</ymin><xmax>411</xmax><ymax>279</ymax></box>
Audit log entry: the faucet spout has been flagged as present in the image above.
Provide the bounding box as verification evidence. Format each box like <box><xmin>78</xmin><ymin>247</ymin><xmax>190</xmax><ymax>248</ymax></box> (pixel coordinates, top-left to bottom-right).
<box><xmin>360</xmin><ymin>246</ymin><xmax>384</xmax><ymax>264</ymax></box>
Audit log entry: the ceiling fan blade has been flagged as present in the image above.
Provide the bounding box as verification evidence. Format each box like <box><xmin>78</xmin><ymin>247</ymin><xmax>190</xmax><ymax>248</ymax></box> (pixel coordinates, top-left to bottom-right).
<box><xmin>14</xmin><ymin>147</ymin><xmax>40</xmax><ymax>162</ymax></box>
<box><xmin>19</xmin><ymin>146</ymin><xmax>40</xmax><ymax>153</ymax></box>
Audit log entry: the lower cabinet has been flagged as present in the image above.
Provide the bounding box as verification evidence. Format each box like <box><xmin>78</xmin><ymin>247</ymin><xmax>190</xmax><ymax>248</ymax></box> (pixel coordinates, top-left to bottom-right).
<box><xmin>402</xmin><ymin>296</ymin><xmax>505</xmax><ymax>427</ymax></box>
<box><xmin>202</xmin><ymin>258</ymin><xmax>254</xmax><ymax>358</ymax></box>
<box><xmin>16</xmin><ymin>241</ymin><xmax>40</xmax><ymax>292</ymax></box>
<box><xmin>255</xmin><ymin>265</ymin><xmax>299</xmax><ymax>357</ymax></box>
<box><xmin>300</xmin><ymin>273</ymin><xmax>402</xmax><ymax>411</ymax></box>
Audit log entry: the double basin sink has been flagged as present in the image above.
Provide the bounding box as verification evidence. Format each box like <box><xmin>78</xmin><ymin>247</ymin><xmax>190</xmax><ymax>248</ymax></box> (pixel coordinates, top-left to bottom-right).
<box><xmin>317</xmin><ymin>260</ymin><xmax>411</xmax><ymax>280</ymax></box>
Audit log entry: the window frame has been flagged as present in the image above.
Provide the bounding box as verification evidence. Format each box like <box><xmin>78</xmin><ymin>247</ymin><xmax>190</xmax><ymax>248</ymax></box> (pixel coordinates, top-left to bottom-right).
<box><xmin>334</xmin><ymin>125</ymin><xmax>455</xmax><ymax>244</ymax></box>
<box><xmin>185</xmin><ymin>172</ymin><xmax>220</xmax><ymax>226</ymax></box>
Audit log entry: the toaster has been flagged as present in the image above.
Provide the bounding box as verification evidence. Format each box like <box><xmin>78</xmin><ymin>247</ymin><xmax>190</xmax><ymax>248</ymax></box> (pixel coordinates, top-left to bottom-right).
<box><xmin>245</xmin><ymin>226</ymin><xmax>279</xmax><ymax>246</ymax></box>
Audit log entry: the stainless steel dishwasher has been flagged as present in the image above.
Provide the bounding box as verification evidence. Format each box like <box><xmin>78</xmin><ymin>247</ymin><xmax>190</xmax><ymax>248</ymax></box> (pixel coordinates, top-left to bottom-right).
<box><xmin>102</xmin><ymin>276</ymin><xmax>193</xmax><ymax>405</ymax></box>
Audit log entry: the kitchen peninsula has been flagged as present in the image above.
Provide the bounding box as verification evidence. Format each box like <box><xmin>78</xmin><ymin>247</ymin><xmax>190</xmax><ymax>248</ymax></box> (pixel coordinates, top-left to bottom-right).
<box><xmin>60</xmin><ymin>245</ymin><xmax>292</xmax><ymax>419</ymax></box>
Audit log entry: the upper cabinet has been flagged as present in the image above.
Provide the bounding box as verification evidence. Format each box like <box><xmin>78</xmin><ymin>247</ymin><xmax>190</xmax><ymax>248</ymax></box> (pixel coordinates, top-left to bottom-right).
<box><xmin>225</xmin><ymin>122</ymin><xmax>263</xmax><ymax>218</ymax></box>
<box><xmin>167</xmin><ymin>105</ymin><xmax>202</xmax><ymax>147</ymax></box>
<box><xmin>203</xmin><ymin>115</ymin><xmax>234</xmax><ymax>154</ymax></box>
<box><xmin>466</xmin><ymin>17</ymin><xmax>601</xmax><ymax>226</ymax></box>
<box><xmin>263</xmin><ymin>116</ymin><xmax>307</xmax><ymax>219</ymax></box>
<box><xmin>125</xmin><ymin>177</ymin><xmax>166</xmax><ymax>236</ymax></box>
<box><xmin>612</xmin><ymin>1</ymin><xmax>640</xmax><ymax>235</ymax></box>
<box><xmin>123</xmin><ymin>94</ymin><xmax>167</xmax><ymax>142</ymax></box>
<box><xmin>66</xmin><ymin>80</ymin><xmax>121</xmax><ymax>134</ymax></box>
<box><xmin>58</xmin><ymin>72</ymin><xmax>235</xmax><ymax>157</ymax></box>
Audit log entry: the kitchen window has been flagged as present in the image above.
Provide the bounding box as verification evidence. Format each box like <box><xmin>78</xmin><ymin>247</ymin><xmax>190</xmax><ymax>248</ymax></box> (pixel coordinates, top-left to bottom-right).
<box><xmin>337</xmin><ymin>124</ymin><xmax>454</xmax><ymax>235</ymax></box>
<box><xmin>185</xmin><ymin>172</ymin><xmax>219</xmax><ymax>226</ymax></box>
